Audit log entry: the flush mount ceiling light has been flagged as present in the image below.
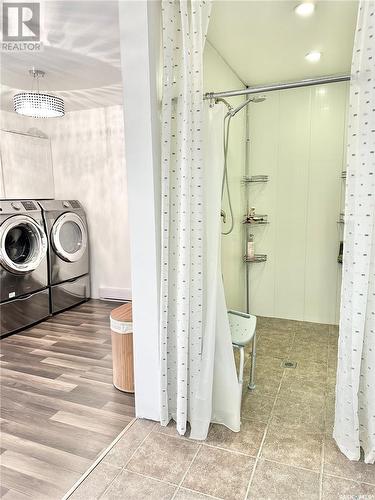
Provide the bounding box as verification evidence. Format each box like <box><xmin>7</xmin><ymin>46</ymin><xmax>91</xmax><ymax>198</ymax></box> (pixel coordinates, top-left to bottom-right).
<box><xmin>305</xmin><ymin>51</ymin><xmax>321</xmax><ymax>63</ymax></box>
<box><xmin>14</xmin><ymin>69</ymin><xmax>64</xmax><ymax>118</ymax></box>
<box><xmin>294</xmin><ymin>2</ymin><xmax>315</xmax><ymax>17</ymax></box>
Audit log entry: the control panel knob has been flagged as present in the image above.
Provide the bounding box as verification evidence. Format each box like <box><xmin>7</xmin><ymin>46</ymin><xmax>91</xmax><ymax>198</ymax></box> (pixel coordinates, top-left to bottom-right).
<box><xmin>11</xmin><ymin>202</ymin><xmax>21</xmax><ymax>211</ymax></box>
<box><xmin>63</xmin><ymin>201</ymin><xmax>70</xmax><ymax>208</ymax></box>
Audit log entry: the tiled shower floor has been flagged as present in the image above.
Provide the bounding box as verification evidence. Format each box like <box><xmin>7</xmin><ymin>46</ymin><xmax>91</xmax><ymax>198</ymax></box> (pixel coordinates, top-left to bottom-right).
<box><xmin>70</xmin><ymin>317</ymin><xmax>375</xmax><ymax>500</ymax></box>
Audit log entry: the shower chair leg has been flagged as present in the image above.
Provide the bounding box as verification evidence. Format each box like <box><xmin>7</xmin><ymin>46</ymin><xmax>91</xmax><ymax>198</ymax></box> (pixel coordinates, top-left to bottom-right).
<box><xmin>233</xmin><ymin>344</ymin><xmax>245</xmax><ymax>386</ymax></box>
<box><xmin>248</xmin><ymin>331</ymin><xmax>257</xmax><ymax>390</ymax></box>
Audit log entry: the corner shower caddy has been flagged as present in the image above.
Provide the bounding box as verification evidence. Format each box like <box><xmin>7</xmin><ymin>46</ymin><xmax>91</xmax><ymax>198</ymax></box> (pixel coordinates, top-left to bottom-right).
<box><xmin>243</xmin><ymin>214</ymin><xmax>269</xmax><ymax>225</ymax></box>
<box><xmin>243</xmin><ymin>174</ymin><xmax>270</xmax><ymax>183</ymax></box>
<box><xmin>243</xmin><ymin>167</ymin><xmax>269</xmax><ymax>389</ymax></box>
<box><xmin>244</xmin><ymin>254</ymin><xmax>268</xmax><ymax>263</ymax></box>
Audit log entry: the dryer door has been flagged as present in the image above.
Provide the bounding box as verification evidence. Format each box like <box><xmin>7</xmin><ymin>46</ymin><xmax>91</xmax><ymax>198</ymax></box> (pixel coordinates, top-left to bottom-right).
<box><xmin>0</xmin><ymin>215</ymin><xmax>47</xmax><ymax>274</ymax></box>
<box><xmin>51</xmin><ymin>212</ymin><xmax>87</xmax><ymax>263</ymax></box>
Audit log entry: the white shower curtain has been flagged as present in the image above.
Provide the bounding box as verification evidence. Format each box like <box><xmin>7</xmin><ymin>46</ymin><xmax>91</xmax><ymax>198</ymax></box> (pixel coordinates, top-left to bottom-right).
<box><xmin>334</xmin><ymin>0</ymin><xmax>375</xmax><ymax>464</ymax></box>
<box><xmin>159</xmin><ymin>0</ymin><xmax>241</xmax><ymax>440</ymax></box>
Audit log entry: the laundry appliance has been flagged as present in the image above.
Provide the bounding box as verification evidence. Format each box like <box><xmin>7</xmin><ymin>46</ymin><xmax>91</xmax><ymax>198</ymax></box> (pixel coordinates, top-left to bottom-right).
<box><xmin>0</xmin><ymin>200</ymin><xmax>49</xmax><ymax>337</ymax></box>
<box><xmin>38</xmin><ymin>200</ymin><xmax>90</xmax><ymax>314</ymax></box>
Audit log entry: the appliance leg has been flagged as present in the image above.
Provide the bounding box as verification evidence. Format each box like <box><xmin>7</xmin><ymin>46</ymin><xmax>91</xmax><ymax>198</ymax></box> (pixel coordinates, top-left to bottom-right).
<box><xmin>248</xmin><ymin>331</ymin><xmax>257</xmax><ymax>390</ymax></box>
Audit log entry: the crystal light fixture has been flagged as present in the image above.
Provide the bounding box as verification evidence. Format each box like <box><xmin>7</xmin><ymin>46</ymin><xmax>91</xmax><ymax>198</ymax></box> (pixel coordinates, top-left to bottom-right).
<box><xmin>14</xmin><ymin>69</ymin><xmax>64</xmax><ymax>118</ymax></box>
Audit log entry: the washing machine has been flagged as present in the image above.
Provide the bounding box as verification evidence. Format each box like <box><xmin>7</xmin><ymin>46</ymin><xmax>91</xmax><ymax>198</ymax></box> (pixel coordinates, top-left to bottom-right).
<box><xmin>38</xmin><ymin>200</ymin><xmax>90</xmax><ymax>314</ymax></box>
<box><xmin>0</xmin><ymin>200</ymin><xmax>49</xmax><ymax>337</ymax></box>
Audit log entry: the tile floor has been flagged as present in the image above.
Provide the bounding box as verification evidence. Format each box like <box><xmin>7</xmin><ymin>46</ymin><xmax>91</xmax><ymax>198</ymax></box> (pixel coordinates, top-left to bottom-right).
<box><xmin>69</xmin><ymin>317</ymin><xmax>375</xmax><ymax>500</ymax></box>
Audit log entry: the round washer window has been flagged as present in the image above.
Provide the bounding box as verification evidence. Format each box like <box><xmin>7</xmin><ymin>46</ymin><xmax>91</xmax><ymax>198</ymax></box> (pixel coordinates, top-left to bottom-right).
<box><xmin>0</xmin><ymin>216</ymin><xmax>47</xmax><ymax>274</ymax></box>
<box><xmin>51</xmin><ymin>212</ymin><xmax>87</xmax><ymax>263</ymax></box>
<box><xmin>5</xmin><ymin>224</ymin><xmax>33</xmax><ymax>263</ymax></box>
<box><xmin>59</xmin><ymin>221</ymin><xmax>82</xmax><ymax>254</ymax></box>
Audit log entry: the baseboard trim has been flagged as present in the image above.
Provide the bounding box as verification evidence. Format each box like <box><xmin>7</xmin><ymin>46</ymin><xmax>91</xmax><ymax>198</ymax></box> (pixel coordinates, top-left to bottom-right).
<box><xmin>99</xmin><ymin>287</ymin><xmax>132</xmax><ymax>301</ymax></box>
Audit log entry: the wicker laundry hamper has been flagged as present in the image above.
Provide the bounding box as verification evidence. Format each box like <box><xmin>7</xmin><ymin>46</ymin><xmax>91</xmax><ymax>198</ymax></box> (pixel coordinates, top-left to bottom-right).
<box><xmin>110</xmin><ymin>302</ymin><xmax>134</xmax><ymax>393</ymax></box>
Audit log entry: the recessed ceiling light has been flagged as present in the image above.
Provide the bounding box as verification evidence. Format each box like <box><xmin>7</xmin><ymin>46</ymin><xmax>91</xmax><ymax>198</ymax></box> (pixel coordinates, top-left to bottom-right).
<box><xmin>305</xmin><ymin>51</ymin><xmax>321</xmax><ymax>63</ymax></box>
<box><xmin>295</xmin><ymin>2</ymin><xmax>315</xmax><ymax>17</ymax></box>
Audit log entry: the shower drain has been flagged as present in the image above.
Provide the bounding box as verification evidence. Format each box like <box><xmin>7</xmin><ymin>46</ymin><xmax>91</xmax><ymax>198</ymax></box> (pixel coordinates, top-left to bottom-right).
<box><xmin>281</xmin><ymin>360</ymin><xmax>297</xmax><ymax>369</ymax></box>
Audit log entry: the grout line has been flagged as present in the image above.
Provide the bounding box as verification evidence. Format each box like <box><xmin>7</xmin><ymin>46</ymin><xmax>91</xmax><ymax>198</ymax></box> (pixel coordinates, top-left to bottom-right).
<box><xmin>202</xmin><ymin>442</ymin><xmax>257</xmax><ymax>459</ymax></box>
<box><xmin>98</xmin><ymin>466</ymin><xmax>225</xmax><ymax>497</ymax></box>
<box><xmin>243</xmin><ymin>331</ymin><xmax>292</xmax><ymax>500</ymax></box>
<box><xmin>115</xmin><ymin>468</ymin><xmax>178</xmax><ymax>488</ymax></box>
<box><xmin>171</xmin><ymin>444</ymin><xmax>203</xmax><ymax>500</ymax></box>
<box><xmin>175</xmin><ymin>486</ymin><xmax>223</xmax><ymax>500</ymax></box>
<box><xmin>153</xmin><ymin>426</ymin><xmax>194</xmax><ymax>443</ymax></box>
<box><xmin>62</xmin><ymin>417</ymin><xmax>136</xmax><ymax>500</ymax></box>
<box><xmin>259</xmin><ymin>456</ymin><xmax>321</xmax><ymax>474</ymax></box>
<box><xmin>319</xmin><ymin>329</ymin><xmax>331</xmax><ymax>500</ymax></box>
<box><xmin>121</xmin><ymin>424</ymin><xmax>159</xmax><ymax>469</ymax></box>
<box><xmin>323</xmin><ymin>472</ymin><xmax>375</xmax><ymax>488</ymax></box>
<box><xmin>98</xmin><ymin>421</ymin><xmax>156</xmax><ymax>498</ymax></box>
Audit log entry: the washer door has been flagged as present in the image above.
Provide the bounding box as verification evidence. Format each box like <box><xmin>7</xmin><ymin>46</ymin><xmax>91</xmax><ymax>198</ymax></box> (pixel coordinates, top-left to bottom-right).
<box><xmin>51</xmin><ymin>212</ymin><xmax>87</xmax><ymax>263</ymax></box>
<box><xmin>0</xmin><ymin>215</ymin><xmax>47</xmax><ymax>274</ymax></box>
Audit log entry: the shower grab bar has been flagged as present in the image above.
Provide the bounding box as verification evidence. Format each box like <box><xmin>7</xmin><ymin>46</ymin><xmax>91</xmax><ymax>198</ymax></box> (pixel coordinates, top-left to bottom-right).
<box><xmin>228</xmin><ymin>309</ymin><xmax>251</xmax><ymax>319</ymax></box>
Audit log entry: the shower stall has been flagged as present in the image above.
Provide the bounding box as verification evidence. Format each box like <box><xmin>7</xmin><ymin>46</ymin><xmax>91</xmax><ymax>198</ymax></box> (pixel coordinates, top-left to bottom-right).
<box><xmin>204</xmin><ymin>69</ymin><xmax>351</xmax><ymax>389</ymax></box>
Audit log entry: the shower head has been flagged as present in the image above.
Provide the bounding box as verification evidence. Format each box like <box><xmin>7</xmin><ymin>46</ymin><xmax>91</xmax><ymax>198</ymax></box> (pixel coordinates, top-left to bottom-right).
<box><xmin>251</xmin><ymin>95</ymin><xmax>267</xmax><ymax>103</ymax></box>
<box><xmin>227</xmin><ymin>94</ymin><xmax>267</xmax><ymax>117</ymax></box>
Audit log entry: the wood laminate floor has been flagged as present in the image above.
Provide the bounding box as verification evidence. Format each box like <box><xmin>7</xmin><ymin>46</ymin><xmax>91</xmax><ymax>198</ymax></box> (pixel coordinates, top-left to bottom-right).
<box><xmin>0</xmin><ymin>300</ymin><xmax>135</xmax><ymax>499</ymax></box>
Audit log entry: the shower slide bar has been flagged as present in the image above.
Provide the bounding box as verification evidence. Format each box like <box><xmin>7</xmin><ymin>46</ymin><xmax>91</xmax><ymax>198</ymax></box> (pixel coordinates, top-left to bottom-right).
<box><xmin>204</xmin><ymin>74</ymin><xmax>350</xmax><ymax>100</ymax></box>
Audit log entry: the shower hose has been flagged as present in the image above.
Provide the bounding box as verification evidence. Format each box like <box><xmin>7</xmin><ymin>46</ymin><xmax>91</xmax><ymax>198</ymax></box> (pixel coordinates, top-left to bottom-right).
<box><xmin>221</xmin><ymin>114</ymin><xmax>234</xmax><ymax>235</ymax></box>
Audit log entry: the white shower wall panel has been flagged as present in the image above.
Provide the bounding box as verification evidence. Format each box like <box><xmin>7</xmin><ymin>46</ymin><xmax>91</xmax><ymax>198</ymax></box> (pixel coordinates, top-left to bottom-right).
<box><xmin>248</xmin><ymin>82</ymin><xmax>348</xmax><ymax>324</ymax></box>
<box><xmin>304</xmin><ymin>84</ymin><xmax>347</xmax><ymax>324</ymax></box>
<box><xmin>274</xmin><ymin>88</ymin><xmax>311</xmax><ymax>321</ymax></box>
<box><xmin>203</xmin><ymin>42</ymin><xmax>247</xmax><ymax>312</ymax></box>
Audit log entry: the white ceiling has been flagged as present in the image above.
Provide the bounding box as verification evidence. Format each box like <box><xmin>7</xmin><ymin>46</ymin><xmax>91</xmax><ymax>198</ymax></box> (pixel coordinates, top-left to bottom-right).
<box><xmin>1</xmin><ymin>1</ymin><xmax>123</xmax><ymax>112</ymax></box>
<box><xmin>1</xmin><ymin>1</ymin><xmax>359</xmax><ymax>113</ymax></box>
<box><xmin>208</xmin><ymin>0</ymin><xmax>358</xmax><ymax>87</ymax></box>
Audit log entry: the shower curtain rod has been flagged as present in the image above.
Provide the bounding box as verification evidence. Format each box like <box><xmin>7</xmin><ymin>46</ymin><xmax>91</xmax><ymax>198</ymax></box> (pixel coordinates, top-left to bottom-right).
<box><xmin>204</xmin><ymin>74</ymin><xmax>350</xmax><ymax>100</ymax></box>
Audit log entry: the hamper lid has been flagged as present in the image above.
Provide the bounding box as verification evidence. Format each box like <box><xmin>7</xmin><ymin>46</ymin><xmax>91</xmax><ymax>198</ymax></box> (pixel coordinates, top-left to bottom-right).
<box><xmin>110</xmin><ymin>302</ymin><xmax>133</xmax><ymax>335</ymax></box>
<box><xmin>110</xmin><ymin>302</ymin><xmax>132</xmax><ymax>322</ymax></box>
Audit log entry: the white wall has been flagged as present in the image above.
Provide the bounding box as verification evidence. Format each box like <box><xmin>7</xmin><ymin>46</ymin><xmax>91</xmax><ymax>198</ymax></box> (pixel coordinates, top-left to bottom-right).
<box><xmin>203</xmin><ymin>42</ymin><xmax>247</xmax><ymax>311</ymax></box>
<box><xmin>0</xmin><ymin>107</ymin><xmax>131</xmax><ymax>301</ymax></box>
<box><xmin>247</xmin><ymin>82</ymin><xmax>348</xmax><ymax>324</ymax></box>
<box><xmin>118</xmin><ymin>0</ymin><xmax>161</xmax><ymax>420</ymax></box>
<box><xmin>0</xmin><ymin>112</ymin><xmax>52</xmax><ymax>199</ymax></box>
<box><xmin>0</xmin><ymin>110</ymin><xmax>50</xmax><ymax>135</ymax></box>
<box><xmin>49</xmin><ymin>105</ymin><xmax>131</xmax><ymax>300</ymax></box>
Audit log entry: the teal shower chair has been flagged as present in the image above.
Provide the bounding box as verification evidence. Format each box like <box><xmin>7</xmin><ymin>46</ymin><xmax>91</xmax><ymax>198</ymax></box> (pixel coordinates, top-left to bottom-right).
<box><xmin>228</xmin><ymin>310</ymin><xmax>257</xmax><ymax>390</ymax></box>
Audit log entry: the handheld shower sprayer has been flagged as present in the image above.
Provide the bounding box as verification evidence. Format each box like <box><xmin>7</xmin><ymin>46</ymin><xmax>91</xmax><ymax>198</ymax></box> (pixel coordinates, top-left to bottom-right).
<box><xmin>220</xmin><ymin>94</ymin><xmax>266</xmax><ymax>236</ymax></box>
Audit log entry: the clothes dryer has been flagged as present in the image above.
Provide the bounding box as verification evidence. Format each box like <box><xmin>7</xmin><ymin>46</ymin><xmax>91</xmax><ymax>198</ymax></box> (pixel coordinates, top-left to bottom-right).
<box><xmin>38</xmin><ymin>200</ymin><xmax>90</xmax><ymax>314</ymax></box>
